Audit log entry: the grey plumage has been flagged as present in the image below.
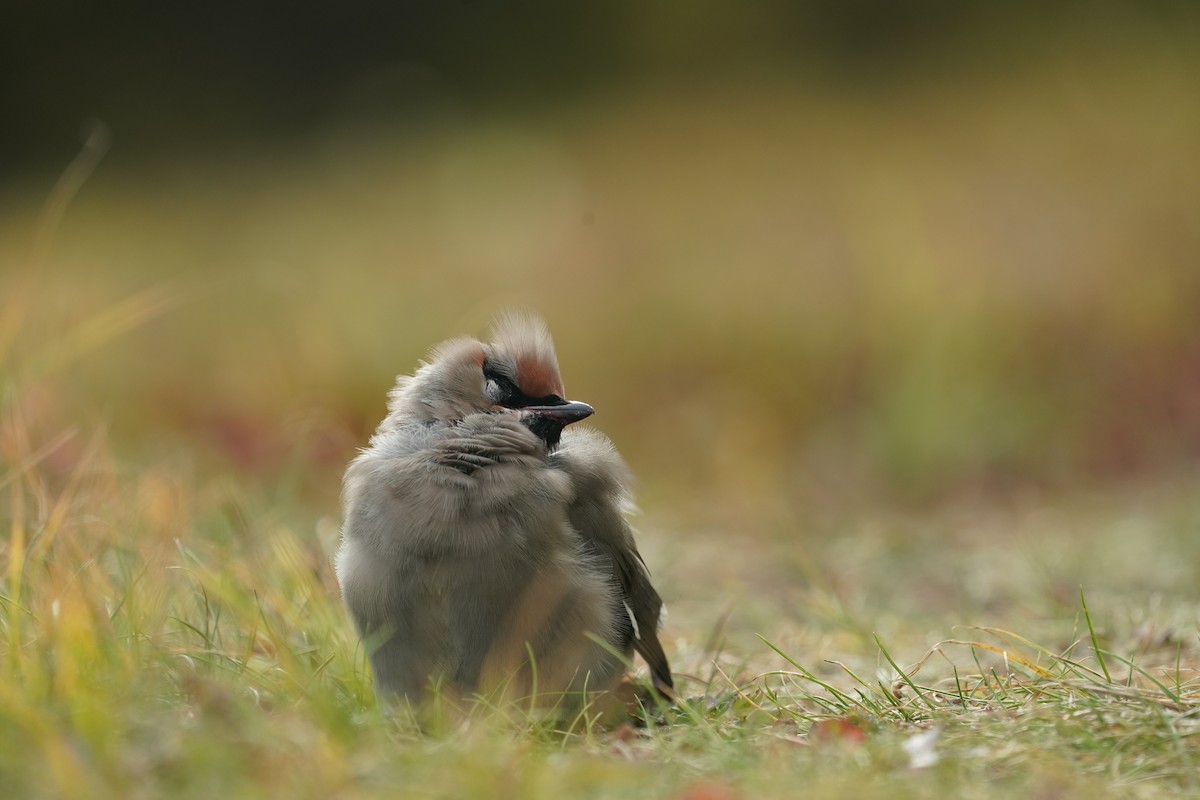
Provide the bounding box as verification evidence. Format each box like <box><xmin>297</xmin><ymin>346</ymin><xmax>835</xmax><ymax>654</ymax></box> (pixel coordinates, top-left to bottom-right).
<box><xmin>336</xmin><ymin>314</ymin><xmax>673</xmax><ymax>710</ymax></box>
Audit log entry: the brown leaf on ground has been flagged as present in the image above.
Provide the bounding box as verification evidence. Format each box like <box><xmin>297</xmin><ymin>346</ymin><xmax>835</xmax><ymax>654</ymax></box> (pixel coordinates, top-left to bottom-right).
<box><xmin>809</xmin><ymin>717</ymin><xmax>869</xmax><ymax>746</ymax></box>
<box><xmin>678</xmin><ymin>781</ymin><xmax>738</xmax><ymax>800</ymax></box>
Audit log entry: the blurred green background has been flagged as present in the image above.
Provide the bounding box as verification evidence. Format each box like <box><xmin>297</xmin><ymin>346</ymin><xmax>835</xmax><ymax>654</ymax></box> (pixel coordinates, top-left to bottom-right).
<box><xmin>3</xmin><ymin>0</ymin><xmax>1199</xmax><ymax>519</ymax></box>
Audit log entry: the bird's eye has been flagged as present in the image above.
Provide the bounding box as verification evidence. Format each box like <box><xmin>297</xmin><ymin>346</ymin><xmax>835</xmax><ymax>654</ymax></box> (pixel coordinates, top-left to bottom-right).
<box><xmin>482</xmin><ymin>360</ymin><xmax>522</xmax><ymax>406</ymax></box>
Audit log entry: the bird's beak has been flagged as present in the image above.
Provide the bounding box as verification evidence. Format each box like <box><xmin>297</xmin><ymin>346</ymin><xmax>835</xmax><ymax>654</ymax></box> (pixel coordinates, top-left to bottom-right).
<box><xmin>521</xmin><ymin>400</ymin><xmax>594</xmax><ymax>426</ymax></box>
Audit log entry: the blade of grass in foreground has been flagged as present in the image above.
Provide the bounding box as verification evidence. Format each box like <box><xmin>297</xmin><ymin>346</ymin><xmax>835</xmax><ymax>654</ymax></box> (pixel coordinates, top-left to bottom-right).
<box><xmin>1080</xmin><ymin>587</ymin><xmax>1113</xmax><ymax>683</ymax></box>
<box><xmin>0</xmin><ymin>121</ymin><xmax>110</xmax><ymax>364</ymax></box>
<box><xmin>875</xmin><ymin>634</ymin><xmax>937</xmax><ymax>712</ymax></box>
<box><xmin>758</xmin><ymin>634</ymin><xmax>860</xmax><ymax>710</ymax></box>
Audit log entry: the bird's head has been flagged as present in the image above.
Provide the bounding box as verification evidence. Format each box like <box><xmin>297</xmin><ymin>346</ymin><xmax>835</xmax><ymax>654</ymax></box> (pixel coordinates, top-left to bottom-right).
<box><xmin>383</xmin><ymin>313</ymin><xmax>594</xmax><ymax>450</ymax></box>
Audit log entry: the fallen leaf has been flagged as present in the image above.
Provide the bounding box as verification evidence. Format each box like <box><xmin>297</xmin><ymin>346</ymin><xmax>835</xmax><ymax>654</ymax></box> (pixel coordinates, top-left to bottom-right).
<box><xmin>809</xmin><ymin>717</ymin><xmax>868</xmax><ymax>746</ymax></box>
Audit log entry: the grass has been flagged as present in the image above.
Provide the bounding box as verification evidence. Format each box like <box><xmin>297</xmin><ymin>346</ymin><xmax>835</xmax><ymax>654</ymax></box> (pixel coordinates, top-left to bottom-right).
<box><xmin>4</xmin><ymin>385</ymin><xmax>1199</xmax><ymax>797</ymax></box>
<box><xmin>3</xmin><ymin>39</ymin><xmax>1200</xmax><ymax>797</ymax></box>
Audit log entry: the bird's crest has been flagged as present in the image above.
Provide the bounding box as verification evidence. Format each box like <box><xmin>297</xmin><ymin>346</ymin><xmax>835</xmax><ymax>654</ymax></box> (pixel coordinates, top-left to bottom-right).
<box><xmin>489</xmin><ymin>312</ymin><xmax>565</xmax><ymax>398</ymax></box>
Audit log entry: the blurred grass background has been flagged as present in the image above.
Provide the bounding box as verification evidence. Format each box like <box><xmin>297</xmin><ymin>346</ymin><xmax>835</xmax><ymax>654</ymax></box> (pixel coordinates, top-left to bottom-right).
<box><xmin>4</xmin><ymin>2</ymin><xmax>1199</xmax><ymax>511</ymax></box>
<box><xmin>3</xmin><ymin>2</ymin><xmax>1200</xmax><ymax>796</ymax></box>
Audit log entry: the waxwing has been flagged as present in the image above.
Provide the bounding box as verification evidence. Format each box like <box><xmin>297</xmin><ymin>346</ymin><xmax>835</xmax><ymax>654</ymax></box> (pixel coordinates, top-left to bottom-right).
<box><xmin>336</xmin><ymin>313</ymin><xmax>674</xmax><ymax>712</ymax></box>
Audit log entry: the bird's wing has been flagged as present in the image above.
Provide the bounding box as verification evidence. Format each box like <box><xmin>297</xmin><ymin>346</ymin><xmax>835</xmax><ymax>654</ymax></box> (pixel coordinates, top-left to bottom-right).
<box><xmin>604</xmin><ymin>532</ymin><xmax>676</xmax><ymax>698</ymax></box>
<box><xmin>433</xmin><ymin>423</ymin><xmax>536</xmax><ymax>474</ymax></box>
<box><xmin>552</xmin><ymin>430</ymin><xmax>675</xmax><ymax>698</ymax></box>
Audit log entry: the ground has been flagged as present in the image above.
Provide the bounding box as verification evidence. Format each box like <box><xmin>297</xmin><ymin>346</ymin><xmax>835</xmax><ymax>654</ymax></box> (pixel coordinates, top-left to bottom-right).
<box><xmin>2</xmin><ymin>51</ymin><xmax>1199</xmax><ymax>797</ymax></box>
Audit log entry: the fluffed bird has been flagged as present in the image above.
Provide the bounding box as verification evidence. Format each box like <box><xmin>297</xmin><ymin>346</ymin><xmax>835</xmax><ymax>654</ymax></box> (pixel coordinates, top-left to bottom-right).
<box><xmin>336</xmin><ymin>313</ymin><xmax>674</xmax><ymax>712</ymax></box>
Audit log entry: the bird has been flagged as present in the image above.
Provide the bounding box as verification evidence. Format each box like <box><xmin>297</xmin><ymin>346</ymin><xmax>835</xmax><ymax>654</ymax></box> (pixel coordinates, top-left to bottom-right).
<box><xmin>335</xmin><ymin>313</ymin><xmax>674</xmax><ymax>715</ymax></box>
